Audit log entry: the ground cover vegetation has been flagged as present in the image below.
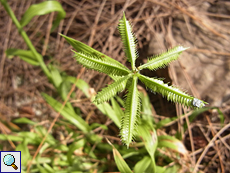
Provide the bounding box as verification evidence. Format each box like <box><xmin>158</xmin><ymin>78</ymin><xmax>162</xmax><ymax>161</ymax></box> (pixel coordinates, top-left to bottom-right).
<box><xmin>0</xmin><ymin>0</ymin><xmax>230</xmax><ymax>173</ymax></box>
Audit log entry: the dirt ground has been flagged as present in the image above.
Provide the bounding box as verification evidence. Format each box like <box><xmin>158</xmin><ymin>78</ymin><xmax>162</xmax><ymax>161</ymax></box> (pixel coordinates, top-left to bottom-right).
<box><xmin>0</xmin><ymin>0</ymin><xmax>230</xmax><ymax>172</ymax></box>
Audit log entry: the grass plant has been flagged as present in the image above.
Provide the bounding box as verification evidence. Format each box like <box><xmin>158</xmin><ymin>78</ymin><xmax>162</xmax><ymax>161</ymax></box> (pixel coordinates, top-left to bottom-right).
<box><xmin>0</xmin><ymin>1</ymin><xmax>208</xmax><ymax>172</ymax></box>
<box><xmin>61</xmin><ymin>13</ymin><xmax>207</xmax><ymax>147</ymax></box>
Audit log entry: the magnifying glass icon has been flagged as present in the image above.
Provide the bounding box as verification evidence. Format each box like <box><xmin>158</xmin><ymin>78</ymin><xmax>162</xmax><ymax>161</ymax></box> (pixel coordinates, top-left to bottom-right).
<box><xmin>3</xmin><ymin>154</ymin><xmax>18</xmax><ymax>170</ymax></box>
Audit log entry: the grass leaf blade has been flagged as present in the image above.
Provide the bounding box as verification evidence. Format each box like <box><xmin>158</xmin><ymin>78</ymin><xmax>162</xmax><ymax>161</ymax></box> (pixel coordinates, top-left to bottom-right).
<box><xmin>118</xmin><ymin>13</ymin><xmax>137</xmax><ymax>71</ymax></box>
<box><xmin>20</xmin><ymin>1</ymin><xmax>66</xmax><ymax>31</ymax></box>
<box><xmin>138</xmin><ymin>46</ymin><xmax>188</xmax><ymax>71</ymax></box>
<box><xmin>5</xmin><ymin>48</ymin><xmax>41</xmax><ymax>66</ymax></box>
<box><xmin>42</xmin><ymin>93</ymin><xmax>90</xmax><ymax>133</ymax></box>
<box><xmin>74</xmin><ymin>51</ymin><xmax>130</xmax><ymax>76</ymax></box>
<box><xmin>60</xmin><ymin>34</ymin><xmax>129</xmax><ymax>69</ymax></box>
<box><xmin>137</xmin><ymin>126</ymin><xmax>157</xmax><ymax>171</ymax></box>
<box><xmin>120</xmin><ymin>76</ymin><xmax>140</xmax><ymax>146</ymax></box>
<box><xmin>134</xmin><ymin>156</ymin><xmax>152</xmax><ymax>173</ymax></box>
<box><xmin>94</xmin><ymin>75</ymin><xmax>131</xmax><ymax>104</ymax></box>
<box><xmin>107</xmin><ymin>139</ymin><xmax>133</xmax><ymax>173</ymax></box>
<box><xmin>138</xmin><ymin>74</ymin><xmax>206</xmax><ymax>108</ymax></box>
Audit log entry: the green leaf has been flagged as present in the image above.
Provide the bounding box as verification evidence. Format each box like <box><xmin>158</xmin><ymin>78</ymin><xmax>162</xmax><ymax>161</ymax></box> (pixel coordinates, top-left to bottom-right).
<box><xmin>74</xmin><ymin>51</ymin><xmax>130</xmax><ymax>76</ymax></box>
<box><xmin>15</xmin><ymin>138</ymin><xmax>31</xmax><ymax>167</ymax></box>
<box><xmin>90</xmin><ymin>123</ymin><xmax>108</xmax><ymax>130</ymax></box>
<box><xmin>111</xmin><ymin>97</ymin><xmax>124</xmax><ymax>122</ymax></box>
<box><xmin>59</xmin><ymin>80</ymin><xmax>71</xmax><ymax>100</ymax></box>
<box><xmin>140</xmin><ymin>91</ymin><xmax>152</xmax><ymax>117</ymax></box>
<box><xmin>94</xmin><ymin>75</ymin><xmax>131</xmax><ymax>104</ymax></box>
<box><xmin>137</xmin><ymin>126</ymin><xmax>157</xmax><ymax>172</ymax></box>
<box><xmin>49</xmin><ymin>72</ymin><xmax>75</xmax><ymax>112</ymax></box>
<box><xmin>138</xmin><ymin>46</ymin><xmax>188</xmax><ymax>71</ymax></box>
<box><xmin>0</xmin><ymin>131</ymin><xmax>43</xmax><ymax>145</ymax></box>
<box><xmin>139</xmin><ymin>91</ymin><xmax>155</xmax><ymax>127</ymax></box>
<box><xmin>13</xmin><ymin>117</ymin><xmax>36</xmax><ymax>125</ymax></box>
<box><xmin>164</xmin><ymin>165</ymin><xmax>180</xmax><ymax>173</ymax></box>
<box><xmin>20</xmin><ymin>1</ymin><xmax>66</xmax><ymax>31</ymax></box>
<box><xmin>120</xmin><ymin>76</ymin><xmax>140</xmax><ymax>146</ymax></box>
<box><xmin>66</xmin><ymin>76</ymin><xmax>90</xmax><ymax>97</ymax></box>
<box><xmin>5</xmin><ymin>48</ymin><xmax>41</xmax><ymax>66</ymax></box>
<box><xmin>0</xmin><ymin>134</ymin><xmax>23</xmax><ymax>142</ymax></box>
<box><xmin>42</xmin><ymin>93</ymin><xmax>90</xmax><ymax>133</ymax></box>
<box><xmin>19</xmin><ymin>132</ymin><xmax>43</xmax><ymax>144</ymax></box>
<box><xmin>39</xmin><ymin>142</ymin><xmax>51</xmax><ymax>156</ymax></box>
<box><xmin>96</xmin><ymin>102</ymin><xmax>121</xmax><ymax>128</ymax></box>
<box><xmin>137</xmin><ymin>127</ymin><xmax>157</xmax><ymax>159</ymax></box>
<box><xmin>67</xmin><ymin>75</ymin><xmax>121</xmax><ymax>128</ymax></box>
<box><xmin>115</xmin><ymin>95</ymin><xmax>125</xmax><ymax>107</ymax></box>
<box><xmin>36</xmin><ymin>162</ymin><xmax>48</xmax><ymax>173</ymax></box>
<box><xmin>34</xmin><ymin>126</ymin><xmax>57</xmax><ymax>146</ymax></box>
<box><xmin>155</xmin><ymin>166</ymin><xmax>167</xmax><ymax>173</ymax></box>
<box><xmin>158</xmin><ymin>135</ymin><xmax>188</xmax><ymax>156</ymax></box>
<box><xmin>109</xmin><ymin>74</ymin><xmax>124</xmax><ymax>81</ymax></box>
<box><xmin>217</xmin><ymin>108</ymin><xmax>225</xmax><ymax>127</ymax></box>
<box><xmin>109</xmin><ymin>75</ymin><xmax>133</xmax><ymax>91</ymax></box>
<box><xmin>134</xmin><ymin>156</ymin><xmax>152</xmax><ymax>173</ymax></box>
<box><xmin>137</xmin><ymin>74</ymin><xmax>206</xmax><ymax>108</ymax></box>
<box><xmin>43</xmin><ymin>163</ymin><xmax>55</xmax><ymax>172</ymax></box>
<box><xmin>49</xmin><ymin>64</ymin><xmax>63</xmax><ymax>88</ymax></box>
<box><xmin>107</xmin><ymin>139</ymin><xmax>133</xmax><ymax>173</ymax></box>
<box><xmin>60</xmin><ymin>34</ymin><xmax>128</xmax><ymax>70</ymax></box>
<box><xmin>118</xmin><ymin>13</ymin><xmax>137</xmax><ymax>71</ymax></box>
<box><xmin>67</xmin><ymin>139</ymin><xmax>85</xmax><ymax>165</ymax></box>
<box><xmin>122</xmin><ymin>151</ymin><xmax>140</xmax><ymax>159</ymax></box>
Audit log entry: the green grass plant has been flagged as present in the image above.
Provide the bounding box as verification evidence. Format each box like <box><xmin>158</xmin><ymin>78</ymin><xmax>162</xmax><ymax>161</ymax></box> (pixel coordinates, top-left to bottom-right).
<box><xmin>0</xmin><ymin>1</ymin><xmax>208</xmax><ymax>172</ymax></box>
<box><xmin>61</xmin><ymin>13</ymin><xmax>207</xmax><ymax>147</ymax></box>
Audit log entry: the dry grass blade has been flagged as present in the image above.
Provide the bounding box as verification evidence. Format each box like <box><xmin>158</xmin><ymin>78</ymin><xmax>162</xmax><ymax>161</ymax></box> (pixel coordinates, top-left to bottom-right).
<box><xmin>193</xmin><ymin>123</ymin><xmax>230</xmax><ymax>173</ymax></box>
<box><xmin>188</xmin><ymin>48</ymin><xmax>230</xmax><ymax>56</ymax></box>
<box><xmin>205</xmin><ymin>115</ymin><xmax>224</xmax><ymax>172</ymax></box>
